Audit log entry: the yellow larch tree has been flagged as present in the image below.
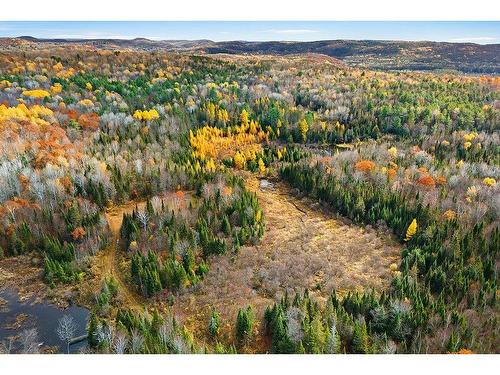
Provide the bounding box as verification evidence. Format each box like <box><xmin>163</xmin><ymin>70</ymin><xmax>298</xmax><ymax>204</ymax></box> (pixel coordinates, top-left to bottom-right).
<box><xmin>258</xmin><ymin>158</ymin><xmax>266</xmax><ymax>174</ymax></box>
<box><xmin>405</xmin><ymin>219</ymin><xmax>417</xmax><ymax>241</ymax></box>
<box><xmin>298</xmin><ymin>118</ymin><xmax>309</xmax><ymax>143</ymax></box>
<box><xmin>240</xmin><ymin>109</ymin><xmax>249</xmax><ymax>127</ymax></box>
<box><xmin>233</xmin><ymin>151</ymin><xmax>246</xmax><ymax>169</ymax></box>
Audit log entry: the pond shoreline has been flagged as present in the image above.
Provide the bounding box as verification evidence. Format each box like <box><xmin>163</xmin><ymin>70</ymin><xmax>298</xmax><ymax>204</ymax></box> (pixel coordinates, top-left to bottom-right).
<box><xmin>0</xmin><ymin>287</ymin><xmax>90</xmax><ymax>354</ymax></box>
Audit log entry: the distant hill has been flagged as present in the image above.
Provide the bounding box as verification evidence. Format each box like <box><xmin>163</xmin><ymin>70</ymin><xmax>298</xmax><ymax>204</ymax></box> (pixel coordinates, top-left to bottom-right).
<box><xmin>202</xmin><ymin>40</ymin><xmax>500</xmax><ymax>74</ymax></box>
<box><xmin>1</xmin><ymin>36</ymin><xmax>498</xmax><ymax>74</ymax></box>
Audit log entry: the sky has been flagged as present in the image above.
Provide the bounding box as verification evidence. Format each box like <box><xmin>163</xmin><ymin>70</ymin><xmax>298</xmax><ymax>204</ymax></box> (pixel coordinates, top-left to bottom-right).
<box><xmin>0</xmin><ymin>21</ymin><xmax>499</xmax><ymax>44</ymax></box>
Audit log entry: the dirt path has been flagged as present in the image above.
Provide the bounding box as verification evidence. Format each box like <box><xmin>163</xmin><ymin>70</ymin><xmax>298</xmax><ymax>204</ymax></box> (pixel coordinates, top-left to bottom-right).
<box><xmin>173</xmin><ymin>173</ymin><xmax>401</xmax><ymax>352</ymax></box>
<box><xmin>97</xmin><ymin>201</ymin><xmax>147</xmax><ymax>311</ymax></box>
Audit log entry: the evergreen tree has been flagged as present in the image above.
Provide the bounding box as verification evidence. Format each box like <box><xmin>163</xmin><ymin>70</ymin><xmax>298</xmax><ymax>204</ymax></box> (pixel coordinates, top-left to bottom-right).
<box><xmin>208</xmin><ymin>308</ymin><xmax>221</xmax><ymax>338</ymax></box>
<box><xmin>236</xmin><ymin>306</ymin><xmax>254</xmax><ymax>343</ymax></box>
<box><xmin>352</xmin><ymin>318</ymin><xmax>370</xmax><ymax>354</ymax></box>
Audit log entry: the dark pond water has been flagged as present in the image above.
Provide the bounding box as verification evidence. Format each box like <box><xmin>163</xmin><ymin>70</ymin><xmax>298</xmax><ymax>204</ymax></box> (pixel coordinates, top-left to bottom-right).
<box><xmin>0</xmin><ymin>289</ymin><xmax>89</xmax><ymax>353</ymax></box>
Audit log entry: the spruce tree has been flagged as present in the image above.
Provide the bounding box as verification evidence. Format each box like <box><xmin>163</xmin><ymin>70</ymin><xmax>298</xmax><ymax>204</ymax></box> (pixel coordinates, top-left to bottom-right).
<box><xmin>352</xmin><ymin>318</ymin><xmax>370</xmax><ymax>354</ymax></box>
<box><xmin>236</xmin><ymin>306</ymin><xmax>254</xmax><ymax>343</ymax></box>
<box><xmin>208</xmin><ymin>308</ymin><xmax>221</xmax><ymax>338</ymax></box>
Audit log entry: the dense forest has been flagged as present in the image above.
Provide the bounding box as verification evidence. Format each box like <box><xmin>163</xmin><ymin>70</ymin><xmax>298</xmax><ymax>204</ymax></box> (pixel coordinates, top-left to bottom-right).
<box><xmin>0</xmin><ymin>48</ymin><xmax>498</xmax><ymax>353</ymax></box>
<box><xmin>3</xmin><ymin>37</ymin><xmax>499</xmax><ymax>74</ymax></box>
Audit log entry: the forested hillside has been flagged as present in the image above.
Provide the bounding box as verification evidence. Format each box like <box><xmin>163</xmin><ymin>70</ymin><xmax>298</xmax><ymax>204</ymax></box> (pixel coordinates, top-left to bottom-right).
<box><xmin>0</xmin><ymin>48</ymin><xmax>498</xmax><ymax>353</ymax></box>
<box><xmin>1</xmin><ymin>37</ymin><xmax>499</xmax><ymax>73</ymax></box>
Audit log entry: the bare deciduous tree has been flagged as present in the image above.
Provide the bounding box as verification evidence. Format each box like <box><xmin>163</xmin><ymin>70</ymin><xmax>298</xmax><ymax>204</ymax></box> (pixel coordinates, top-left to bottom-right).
<box><xmin>0</xmin><ymin>338</ymin><xmax>14</xmax><ymax>354</ymax></box>
<box><xmin>56</xmin><ymin>314</ymin><xmax>76</xmax><ymax>354</ymax></box>
<box><xmin>20</xmin><ymin>328</ymin><xmax>41</xmax><ymax>354</ymax></box>
<box><xmin>136</xmin><ymin>211</ymin><xmax>149</xmax><ymax>229</ymax></box>
<box><xmin>150</xmin><ymin>196</ymin><xmax>163</xmax><ymax>214</ymax></box>
<box><xmin>112</xmin><ymin>331</ymin><xmax>128</xmax><ymax>354</ymax></box>
<box><xmin>96</xmin><ymin>322</ymin><xmax>113</xmax><ymax>351</ymax></box>
<box><xmin>158</xmin><ymin>322</ymin><xmax>173</xmax><ymax>347</ymax></box>
<box><xmin>130</xmin><ymin>329</ymin><xmax>144</xmax><ymax>354</ymax></box>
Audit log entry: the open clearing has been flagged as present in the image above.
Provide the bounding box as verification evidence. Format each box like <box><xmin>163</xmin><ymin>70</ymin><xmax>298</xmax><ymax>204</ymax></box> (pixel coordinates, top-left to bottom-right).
<box><xmin>173</xmin><ymin>173</ymin><xmax>402</xmax><ymax>352</ymax></box>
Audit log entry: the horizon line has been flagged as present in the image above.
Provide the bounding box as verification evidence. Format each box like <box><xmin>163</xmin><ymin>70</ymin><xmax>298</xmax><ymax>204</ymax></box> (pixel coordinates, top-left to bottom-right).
<box><xmin>3</xmin><ymin>35</ymin><xmax>500</xmax><ymax>46</ymax></box>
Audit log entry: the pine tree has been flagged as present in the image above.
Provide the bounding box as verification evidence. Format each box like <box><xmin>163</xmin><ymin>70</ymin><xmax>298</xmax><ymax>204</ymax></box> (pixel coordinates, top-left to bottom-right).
<box><xmin>236</xmin><ymin>306</ymin><xmax>254</xmax><ymax>343</ymax></box>
<box><xmin>208</xmin><ymin>308</ymin><xmax>221</xmax><ymax>338</ymax></box>
<box><xmin>304</xmin><ymin>315</ymin><xmax>327</xmax><ymax>353</ymax></box>
<box><xmin>222</xmin><ymin>215</ymin><xmax>231</xmax><ymax>235</ymax></box>
<box><xmin>352</xmin><ymin>318</ymin><xmax>370</xmax><ymax>353</ymax></box>
<box><xmin>146</xmin><ymin>199</ymin><xmax>154</xmax><ymax>216</ymax></box>
<box><xmin>182</xmin><ymin>248</ymin><xmax>195</xmax><ymax>276</ymax></box>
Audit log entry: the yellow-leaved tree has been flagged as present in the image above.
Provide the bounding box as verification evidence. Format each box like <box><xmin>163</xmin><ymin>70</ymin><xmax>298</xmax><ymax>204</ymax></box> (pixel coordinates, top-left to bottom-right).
<box><xmin>258</xmin><ymin>158</ymin><xmax>266</xmax><ymax>174</ymax></box>
<box><xmin>22</xmin><ymin>89</ymin><xmax>50</xmax><ymax>99</ymax></box>
<box><xmin>405</xmin><ymin>219</ymin><xmax>417</xmax><ymax>241</ymax></box>
<box><xmin>133</xmin><ymin>109</ymin><xmax>159</xmax><ymax>121</ymax></box>
<box><xmin>298</xmin><ymin>118</ymin><xmax>309</xmax><ymax>143</ymax></box>
<box><xmin>234</xmin><ymin>151</ymin><xmax>245</xmax><ymax>169</ymax></box>
<box><xmin>240</xmin><ymin>109</ymin><xmax>249</xmax><ymax>127</ymax></box>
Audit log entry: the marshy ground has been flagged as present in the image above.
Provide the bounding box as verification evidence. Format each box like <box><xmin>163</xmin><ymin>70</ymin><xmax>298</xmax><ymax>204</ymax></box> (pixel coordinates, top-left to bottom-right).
<box><xmin>172</xmin><ymin>173</ymin><xmax>401</xmax><ymax>352</ymax></box>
